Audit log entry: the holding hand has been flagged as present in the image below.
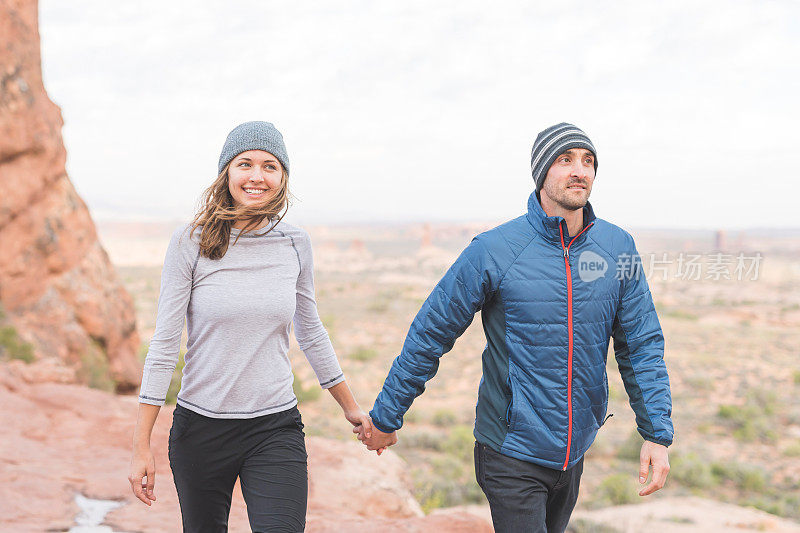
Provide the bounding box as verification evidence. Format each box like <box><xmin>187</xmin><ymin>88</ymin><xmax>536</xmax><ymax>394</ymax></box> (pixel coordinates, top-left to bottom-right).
<box><xmin>344</xmin><ymin>408</ymin><xmax>373</xmax><ymax>438</ymax></box>
<box><xmin>350</xmin><ymin>417</ymin><xmax>391</xmax><ymax>455</ymax></box>
<box><xmin>325</xmin><ymin>381</ymin><xmax>389</xmax><ymax>453</ymax></box>
<box><xmin>355</xmin><ymin>424</ymin><xmax>397</xmax><ymax>455</ymax></box>
<box><xmin>342</xmin><ymin>407</ymin><xmax>387</xmax><ymax>454</ymax></box>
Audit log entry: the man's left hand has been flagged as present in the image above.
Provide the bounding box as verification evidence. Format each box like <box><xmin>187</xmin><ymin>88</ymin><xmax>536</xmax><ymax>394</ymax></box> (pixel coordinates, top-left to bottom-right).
<box><xmin>638</xmin><ymin>440</ymin><xmax>670</xmax><ymax>496</ymax></box>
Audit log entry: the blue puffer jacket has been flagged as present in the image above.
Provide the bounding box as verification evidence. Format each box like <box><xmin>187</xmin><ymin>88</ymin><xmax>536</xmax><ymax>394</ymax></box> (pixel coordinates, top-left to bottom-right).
<box><xmin>371</xmin><ymin>192</ymin><xmax>673</xmax><ymax>470</ymax></box>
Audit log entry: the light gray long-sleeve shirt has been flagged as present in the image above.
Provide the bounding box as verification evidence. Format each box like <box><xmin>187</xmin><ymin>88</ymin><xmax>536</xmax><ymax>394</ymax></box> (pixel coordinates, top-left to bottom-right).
<box><xmin>138</xmin><ymin>220</ymin><xmax>345</xmax><ymax>419</ymax></box>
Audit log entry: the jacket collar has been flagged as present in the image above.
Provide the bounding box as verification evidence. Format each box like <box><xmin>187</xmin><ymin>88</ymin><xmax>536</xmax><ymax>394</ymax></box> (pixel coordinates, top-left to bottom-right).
<box><xmin>526</xmin><ymin>191</ymin><xmax>597</xmax><ymax>245</ymax></box>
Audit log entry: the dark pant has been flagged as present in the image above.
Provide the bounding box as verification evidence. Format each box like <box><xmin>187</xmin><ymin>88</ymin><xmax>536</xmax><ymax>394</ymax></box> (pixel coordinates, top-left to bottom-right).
<box><xmin>168</xmin><ymin>403</ymin><xmax>308</xmax><ymax>532</ymax></box>
<box><xmin>474</xmin><ymin>442</ymin><xmax>583</xmax><ymax>533</ymax></box>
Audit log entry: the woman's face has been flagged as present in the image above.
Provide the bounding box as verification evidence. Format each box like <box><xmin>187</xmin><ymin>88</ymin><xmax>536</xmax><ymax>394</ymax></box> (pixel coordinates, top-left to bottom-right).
<box><xmin>227</xmin><ymin>150</ymin><xmax>283</xmax><ymax>207</ymax></box>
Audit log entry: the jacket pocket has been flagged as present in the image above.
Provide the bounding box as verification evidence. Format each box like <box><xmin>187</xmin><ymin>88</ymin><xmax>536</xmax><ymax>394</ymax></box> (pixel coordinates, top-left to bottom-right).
<box><xmin>600</xmin><ymin>370</ymin><xmax>609</xmax><ymax>424</ymax></box>
<box><xmin>506</xmin><ymin>365</ymin><xmax>519</xmax><ymax>431</ymax></box>
<box><xmin>591</xmin><ymin>371</ymin><xmax>610</xmax><ymax>429</ymax></box>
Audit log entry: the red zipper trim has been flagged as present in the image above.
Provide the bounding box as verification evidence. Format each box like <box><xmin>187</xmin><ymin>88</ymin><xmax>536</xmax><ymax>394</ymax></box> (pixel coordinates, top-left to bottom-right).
<box><xmin>559</xmin><ymin>221</ymin><xmax>593</xmax><ymax>470</ymax></box>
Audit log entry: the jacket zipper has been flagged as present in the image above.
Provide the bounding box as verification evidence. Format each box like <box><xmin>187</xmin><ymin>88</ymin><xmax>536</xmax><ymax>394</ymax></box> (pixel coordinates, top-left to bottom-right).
<box><xmin>559</xmin><ymin>221</ymin><xmax>593</xmax><ymax>470</ymax></box>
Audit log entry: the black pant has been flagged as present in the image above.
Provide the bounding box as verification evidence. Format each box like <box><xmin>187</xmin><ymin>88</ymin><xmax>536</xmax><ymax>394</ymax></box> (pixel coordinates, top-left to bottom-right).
<box><xmin>474</xmin><ymin>442</ymin><xmax>583</xmax><ymax>533</ymax></box>
<box><xmin>168</xmin><ymin>403</ymin><xmax>308</xmax><ymax>532</ymax></box>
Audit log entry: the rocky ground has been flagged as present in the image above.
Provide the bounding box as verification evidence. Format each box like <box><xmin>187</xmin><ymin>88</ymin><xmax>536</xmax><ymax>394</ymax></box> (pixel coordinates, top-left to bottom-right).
<box><xmin>4</xmin><ymin>357</ymin><xmax>800</xmax><ymax>532</ymax></box>
<box><xmin>0</xmin><ymin>366</ymin><xmax>491</xmax><ymax>532</ymax></box>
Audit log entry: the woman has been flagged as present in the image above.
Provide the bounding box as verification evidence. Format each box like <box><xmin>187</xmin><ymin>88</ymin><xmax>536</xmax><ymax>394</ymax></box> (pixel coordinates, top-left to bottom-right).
<box><xmin>128</xmin><ymin>121</ymin><xmax>373</xmax><ymax>532</ymax></box>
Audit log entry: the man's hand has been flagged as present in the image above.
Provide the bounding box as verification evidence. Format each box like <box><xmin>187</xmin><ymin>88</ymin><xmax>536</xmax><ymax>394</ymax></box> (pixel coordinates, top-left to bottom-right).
<box><xmin>355</xmin><ymin>423</ymin><xmax>397</xmax><ymax>455</ymax></box>
<box><xmin>638</xmin><ymin>440</ymin><xmax>670</xmax><ymax>496</ymax></box>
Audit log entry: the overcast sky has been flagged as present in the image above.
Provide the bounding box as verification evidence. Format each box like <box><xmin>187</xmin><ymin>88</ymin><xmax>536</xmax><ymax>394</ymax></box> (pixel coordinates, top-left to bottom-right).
<box><xmin>39</xmin><ymin>1</ymin><xmax>799</xmax><ymax>229</ymax></box>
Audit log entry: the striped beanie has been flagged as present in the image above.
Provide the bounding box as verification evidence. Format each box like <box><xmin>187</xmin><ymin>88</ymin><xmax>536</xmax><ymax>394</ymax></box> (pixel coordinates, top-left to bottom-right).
<box><xmin>530</xmin><ymin>123</ymin><xmax>597</xmax><ymax>192</ymax></box>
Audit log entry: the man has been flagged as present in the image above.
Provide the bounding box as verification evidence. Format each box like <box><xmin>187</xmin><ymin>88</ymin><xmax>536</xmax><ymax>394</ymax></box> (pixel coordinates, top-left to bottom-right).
<box><xmin>360</xmin><ymin>123</ymin><xmax>673</xmax><ymax>532</ymax></box>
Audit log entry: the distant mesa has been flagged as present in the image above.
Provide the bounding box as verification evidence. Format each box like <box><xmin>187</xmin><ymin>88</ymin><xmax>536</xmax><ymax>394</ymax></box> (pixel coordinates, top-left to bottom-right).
<box><xmin>421</xmin><ymin>223</ymin><xmax>433</xmax><ymax>248</ymax></box>
<box><xmin>0</xmin><ymin>0</ymin><xmax>140</xmax><ymax>391</ymax></box>
<box><xmin>349</xmin><ymin>238</ymin><xmax>367</xmax><ymax>254</ymax></box>
<box><xmin>714</xmin><ymin>229</ymin><xmax>727</xmax><ymax>251</ymax></box>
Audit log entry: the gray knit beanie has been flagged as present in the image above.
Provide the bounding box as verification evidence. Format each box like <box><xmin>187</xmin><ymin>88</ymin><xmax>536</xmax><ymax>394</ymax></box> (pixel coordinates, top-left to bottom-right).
<box><xmin>218</xmin><ymin>121</ymin><xmax>290</xmax><ymax>176</ymax></box>
<box><xmin>530</xmin><ymin>123</ymin><xmax>597</xmax><ymax>192</ymax></box>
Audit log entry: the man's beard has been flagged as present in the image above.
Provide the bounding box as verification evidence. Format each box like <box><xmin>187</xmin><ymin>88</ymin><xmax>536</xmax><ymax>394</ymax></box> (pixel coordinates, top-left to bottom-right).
<box><xmin>544</xmin><ymin>183</ymin><xmax>590</xmax><ymax>211</ymax></box>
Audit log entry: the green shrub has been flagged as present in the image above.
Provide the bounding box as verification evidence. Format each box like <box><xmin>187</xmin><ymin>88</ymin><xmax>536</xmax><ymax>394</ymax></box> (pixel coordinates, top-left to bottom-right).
<box><xmin>746</xmin><ymin>388</ymin><xmax>777</xmax><ymax>415</ymax></box>
<box><xmin>593</xmin><ymin>473</ymin><xmax>638</xmax><ymax>506</ymax></box>
<box><xmin>292</xmin><ymin>373</ymin><xmax>321</xmax><ymax>404</ymax></box>
<box><xmin>400</xmin><ymin>425</ymin><xmax>475</xmax><ymax>457</ymax></box>
<box><xmin>0</xmin><ymin>325</ymin><xmax>35</xmax><ymax>363</ymax></box>
<box><xmin>138</xmin><ymin>342</ymin><xmax>150</xmax><ymax>363</ymax></box>
<box><xmin>608</xmin><ymin>382</ymin><xmax>624</xmax><ymax>401</ymax></box>
<box><xmin>782</xmin><ymin>442</ymin><xmax>800</xmax><ymax>457</ymax></box>
<box><xmin>665</xmin><ymin>516</ymin><xmax>695</xmax><ymax>524</ymax></box>
<box><xmin>431</xmin><ymin>408</ymin><xmax>457</xmax><ymax>427</ymax></box>
<box><xmin>164</xmin><ymin>350</ymin><xmax>186</xmax><ymax>404</ymax></box>
<box><xmin>566</xmin><ymin>519</ymin><xmax>622</xmax><ymax>533</ymax></box>
<box><xmin>670</xmin><ymin>451</ymin><xmax>716</xmax><ymax>489</ymax></box>
<box><xmin>367</xmin><ymin>300</ymin><xmax>390</xmax><ymax>313</ymax></box>
<box><xmin>716</xmin><ymin>389</ymin><xmax>779</xmax><ymax>442</ymax></box>
<box><xmin>685</xmin><ymin>376</ymin><xmax>714</xmax><ymax>390</ymax></box>
<box><xmin>616</xmin><ymin>430</ymin><xmax>643</xmax><ymax>461</ymax></box>
<box><xmin>793</xmin><ymin>370</ymin><xmax>800</xmax><ymax>385</ymax></box>
<box><xmin>710</xmin><ymin>461</ymin><xmax>766</xmax><ymax>492</ymax></box>
<box><xmin>663</xmin><ymin>309</ymin><xmax>698</xmax><ymax>321</ymax></box>
<box><xmin>403</xmin><ymin>410</ymin><xmax>421</xmax><ymax>424</ymax></box>
<box><xmin>321</xmin><ymin>314</ymin><xmax>335</xmax><ymax>328</ymax></box>
<box><xmin>743</xmin><ymin>494</ymin><xmax>800</xmax><ymax>518</ymax></box>
<box><xmin>437</xmin><ymin>425</ymin><xmax>475</xmax><ymax>462</ymax></box>
<box><xmin>399</xmin><ymin>430</ymin><xmax>441</xmax><ymax>451</ymax></box>
<box><xmin>412</xmin><ymin>455</ymin><xmax>484</xmax><ymax>512</ymax></box>
<box><xmin>737</xmin><ymin>469</ymin><xmax>767</xmax><ymax>492</ymax></box>
<box><xmin>349</xmin><ymin>347</ymin><xmax>378</xmax><ymax>361</ymax></box>
<box><xmin>400</xmin><ymin>424</ymin><xmax>484</xmax><ymax>511</ymax></box>
<box><xmin>76</xmin><ymin>339</ymin><xmax>116</xmax><ymax>392</ymax></box>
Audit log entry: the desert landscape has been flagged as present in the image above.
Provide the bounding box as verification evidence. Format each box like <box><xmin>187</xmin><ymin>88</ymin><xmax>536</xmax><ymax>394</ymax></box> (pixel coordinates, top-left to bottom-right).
<box><xmin>4</xmin><ymin>218</ymin><xmax>800</xmax><ymax>531</ymax></box>
<box><xmin>90</xmin><ymin>219</ymin><xmax>800</xmax><ymax>532</ymax></box>
<box><xmin>2</xmin><ymin>0</ymin><xmax>799</xmax><ymax>530</ymax></box>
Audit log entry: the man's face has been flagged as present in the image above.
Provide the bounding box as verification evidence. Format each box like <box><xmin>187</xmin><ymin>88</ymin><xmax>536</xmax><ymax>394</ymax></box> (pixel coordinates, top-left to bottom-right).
<box><xmin>540</xmin><ymin>148</ymin><xmax>595</xmax><ymax>211</ymax></box>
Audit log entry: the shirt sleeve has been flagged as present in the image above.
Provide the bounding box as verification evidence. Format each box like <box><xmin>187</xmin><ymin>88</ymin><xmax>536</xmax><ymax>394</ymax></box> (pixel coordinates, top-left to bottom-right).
<box><xmin>138</xmin><ymin>226</ymin><xmax>196</xmax><ymax>406</ymax></box>
<box><xmin>293</xmin><ymin>233</ymin><xmax>345</xmax><ymax>389</ymax></box>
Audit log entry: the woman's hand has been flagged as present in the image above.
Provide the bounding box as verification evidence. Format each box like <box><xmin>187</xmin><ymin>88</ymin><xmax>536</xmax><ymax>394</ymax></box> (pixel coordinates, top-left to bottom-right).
<box><xmin>346</xmin><ymin>410</ymin><xmax>389</xmax><ymax>455</ymax></box>
<box><xmin>128</xmin><ymin>447</ymin><xmax>157</xmax><ymax>506</ymax></box>
<box><xmin>344</xmin><ymin>407</ymin><xmax>373</xmax><ymax>437</ymax></box>
<box><xmin>325</xmin><ymin>381</ymin><xmax>388</xmax><ymax>454</ymax></box>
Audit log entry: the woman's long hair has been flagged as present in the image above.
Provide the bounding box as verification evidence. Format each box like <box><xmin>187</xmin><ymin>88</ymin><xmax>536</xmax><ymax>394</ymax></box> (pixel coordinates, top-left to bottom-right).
<box><xmin>190</xmin><ymin>163</ymin><xmax>290</xmax><ymax>259</ymax></box>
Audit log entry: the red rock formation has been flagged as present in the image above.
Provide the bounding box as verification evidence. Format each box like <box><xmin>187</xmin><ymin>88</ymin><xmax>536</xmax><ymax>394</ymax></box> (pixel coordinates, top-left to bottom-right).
<box><xmin>0</xmin><ymin>0</ymin><xmax>140</xmax><ymax>390</ymax></box>
<box><xmin>0</xmin><ymin>366</ymin><xmax>491</xmax><ymax>531</ymax></box>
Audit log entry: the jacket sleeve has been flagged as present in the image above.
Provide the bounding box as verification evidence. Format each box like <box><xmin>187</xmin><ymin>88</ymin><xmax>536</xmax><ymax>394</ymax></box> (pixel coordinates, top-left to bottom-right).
<box><xmin>611</xmin><ymin>238</ymin><xmax>674</xmax><ymax>446</ymax></box>
<box><xmin>370</xmin><ymin>237</ymin><xmax>499</xmax><ymax>433</ymax></box>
